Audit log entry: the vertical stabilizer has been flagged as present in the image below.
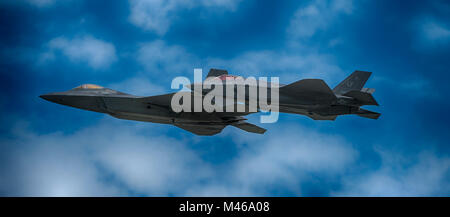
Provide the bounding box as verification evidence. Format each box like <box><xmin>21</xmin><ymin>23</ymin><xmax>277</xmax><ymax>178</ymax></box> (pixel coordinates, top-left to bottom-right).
<box><xmin>333</xmin><ymin>70</ymin><xmax>372</xmax><ymax>95</ymax></box>
<box><xmin>207</xmin><ymin>68</ymin><xmax>228</xmax><ymax>78</ymax></box>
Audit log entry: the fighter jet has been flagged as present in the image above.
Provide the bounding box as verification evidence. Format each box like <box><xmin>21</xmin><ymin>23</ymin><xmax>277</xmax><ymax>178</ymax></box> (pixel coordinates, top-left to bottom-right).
<box><xmin>40</xmin><ymin>69</ymin><xmax>380</xmax><ymax>135</ymax></box>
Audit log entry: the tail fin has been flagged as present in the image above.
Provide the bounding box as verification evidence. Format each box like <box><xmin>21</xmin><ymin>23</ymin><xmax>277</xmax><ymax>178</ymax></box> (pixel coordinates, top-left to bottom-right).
<box><xmin>207</xmin><ymin>68</ymin><xmax>228</xmax><ymax>78</ymax></box>
<box><xmin>333</xmin><ymin>70</ymin><xmax>372</xmax><ymax>95</ymax></box>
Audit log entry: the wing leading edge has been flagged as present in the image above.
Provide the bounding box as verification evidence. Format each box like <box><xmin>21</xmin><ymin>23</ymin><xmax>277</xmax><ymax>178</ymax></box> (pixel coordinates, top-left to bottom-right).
<box><xmin>174</xmin><ymin>120</ymin><xmax>267</xmax><ymax>136</ymax></box>
<box><xmin>174</xmin><ymin>123</ymin><xmax>227</xmax><ymax>136</ymax></box>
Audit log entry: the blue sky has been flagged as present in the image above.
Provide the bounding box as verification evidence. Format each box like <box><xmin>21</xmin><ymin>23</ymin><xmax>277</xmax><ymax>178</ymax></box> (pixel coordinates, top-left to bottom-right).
<box><xmin>0</xmin><ymin>0</ymin><xmax>449</xmax><ymax>196</ymax></box>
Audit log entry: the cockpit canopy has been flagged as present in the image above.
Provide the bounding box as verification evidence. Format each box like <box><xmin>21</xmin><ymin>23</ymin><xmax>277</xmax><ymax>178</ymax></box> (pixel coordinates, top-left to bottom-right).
<box><xmin>73</xmin><ymin>84</ymin><xmax>104</xmax><ymax>90</ymax></box>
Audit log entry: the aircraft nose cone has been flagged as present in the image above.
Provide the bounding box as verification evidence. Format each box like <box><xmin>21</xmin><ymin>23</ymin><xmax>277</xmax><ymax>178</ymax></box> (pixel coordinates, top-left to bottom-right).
<box><xmin>39</xmin><ymin>94</ymin><xmax>50</xmax><ymax>100</ymax></box>
<box><xmin>40</xmin><ymin>93</ymin><xmax>63</xmax><ymax>103</ymax></box>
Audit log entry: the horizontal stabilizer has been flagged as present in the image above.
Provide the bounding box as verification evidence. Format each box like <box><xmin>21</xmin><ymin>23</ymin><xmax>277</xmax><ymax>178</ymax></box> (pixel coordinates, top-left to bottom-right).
<box><xmin>356</xmin><ymin>108</ymin><xmax>381</xmax><ymax>120</ymax></box>
<box><xmin>231</xmin><ymin>121</ymin><xmax>266</xmax><ymax>134</ymax></box>
<box><xmin>280</xmin><ymin>79</ymin><xmax>337</xmax><ymax>101</ymax></box>
<box><xmin>343</xmin><ymin>90</ymin><xmax>379</xmax><ymax>106</ymax></box>
<box><xmin>361</xmin><ymin>87</ymin><xmax>375</xmax><ymax>94</ymax></box>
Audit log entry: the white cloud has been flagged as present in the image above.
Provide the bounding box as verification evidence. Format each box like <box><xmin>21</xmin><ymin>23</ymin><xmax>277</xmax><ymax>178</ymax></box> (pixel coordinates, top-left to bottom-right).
<box><xmin>2</xmin><ymin>0</ymin><xmax>73</xmax><ymax>8</ymax></box>
<box><xmin>331</xmin><ymin>0</ymin><xmax>353</xmax><ymax>14</ymax></box>
<box><xmin>42</xmin><ymin>36</ymin><xmax>117</xmax><ymax>70</ymax></box>
<box><xmin>137</xmin><ymin>40</ymin><xmax>200</xmax><ymax>76</ymax></box>
<box><xmin>287</xmin><ymin>0</ymin><xmax>354</xmax><ymax>39</ymax></box>
<box><xmin>419</xmin><ymin>20</ymin><xmax>450</xmax><ymax>44</ymax></box>
<box><xmin>92</xmin><ymin>130</ymin><xmax>211</xmax><ymax>195</ymax></box>
<box><xmin>184</xmin><ymin>125</ymin><xmax>357</xmax><ymax>196</ymax></box>
<box><xmin>337</xmin><ymin>149</ymin><xmax>450</xmax><ymax>196</ymax></box>
<box><xmin>136</xmin><ymin>40</ymin><xmax>344</xmax><ymax>84</ymax></box>
<box><xmin>3</xmin><ymin>119</ymin><xmax>449</xmax><ymax>196</ymax></box>
<box><xmin>128</xmin><ymin>0</ymin><xmax>241</xmax><ymax>35</ymax></box>
<box><xmin>372</xmin><ymin>75</ymin><xmax>439</xmax><ymax>98</ymax></box>
<box><xmin>0</xmin><ymin>127</ymin><xmax>121</xmax><ymax>196</ymax></box>
<box><xmin>26</xmin><ymin>0</ymin><xmax>55</xmax><ymax>7</ymax></box>
<box><xmin>131</xmin><ymin>1</ymin><xmax>356</xmax><ymax>84</ymax></box>
<box><xmin>207</xmin><ymin>50</ymin><xmax>343</xmax><ymax>83</ymax></box>
<box><xmin>108</xmin><ymin>76</ymin><xmax>167</xmax><ymax>96</ymax></box>
<box><xmin>412</xmin><ymin>16</ymin><xmax>450</xmax><ymax>50</ymax></box>
<box><xmin>1</xmin><ymin>119</ymin><xmax>358</xmax><ymax>196</ymax></box>
<box><xmin>0</xmin><ymin>119</ymin><xmax>210</xmax><ymax>196</ymax></box>
<box><xmin>229</xmin><ymin>125</ymin><xmax>357</xmax><ymax>195</ymax></box>
<box><xmin>131</xmin><ymin>0</ymin><xmax>358</xmax><ymax>84</ymax></box>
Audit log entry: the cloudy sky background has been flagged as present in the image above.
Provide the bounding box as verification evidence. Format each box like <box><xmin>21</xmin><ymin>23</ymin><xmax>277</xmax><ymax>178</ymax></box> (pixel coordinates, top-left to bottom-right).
<box><xmin>0</xmin><ymin>0</ymin><xmax>449</xmax><ymax>196</ymax></box>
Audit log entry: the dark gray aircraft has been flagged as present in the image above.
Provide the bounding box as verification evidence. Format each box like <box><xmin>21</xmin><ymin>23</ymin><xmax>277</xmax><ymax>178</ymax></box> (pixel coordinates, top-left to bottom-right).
<box><xmin>40</xmin><ymin>69</ymin><xmax>380</xmax><ymax>135</ymax></box>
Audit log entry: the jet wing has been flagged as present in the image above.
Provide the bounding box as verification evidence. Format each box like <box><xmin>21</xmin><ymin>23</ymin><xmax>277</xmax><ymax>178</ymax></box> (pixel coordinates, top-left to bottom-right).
<box><xmin>305</xmin><ymin>113</ymin><xmax>338</xmax><ymax>121</ymax></box>
<box><xmin>138</xmin><ymin>93</ymin><xmax>176</xmax><ymax>107</ymax></box>
<box><xmin>174</xmin><ymin>123</ymin><xmax>227</xmax><ymax>136</ymax></box>
<box><xmin>174</xmin><ymin>120</ymin><xmax>266</xmax><ymax>135</ymax></box>
<box><xmin>231</xmin><ymin>121</ymin><xmax>266</xmax><ymax>134</ymax></box>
